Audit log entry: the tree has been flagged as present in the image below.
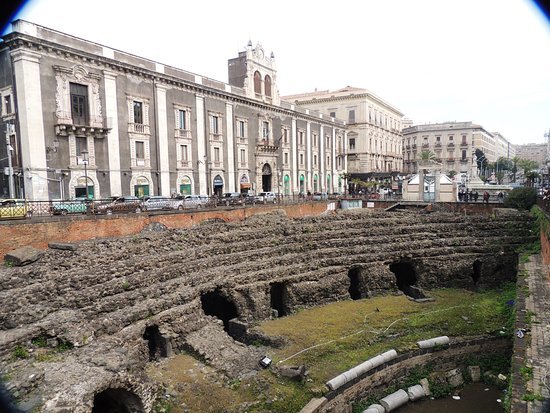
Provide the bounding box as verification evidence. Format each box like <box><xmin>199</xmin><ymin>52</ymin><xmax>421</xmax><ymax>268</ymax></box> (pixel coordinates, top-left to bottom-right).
<box><xmin>496</xmin><ymin>157</ymin><xmax>513</xmax><ymax>171</ymax></box>
<box><xmin>496</xmin><ymin>171</ymin><xmax>505</xmax><ymax>184</ymax></box>
<box><xmin>517</xmin><ymin>159</ymin><xmax>538</xmax><ymax>173</ymax></box>
<box><xmin>524</xmin><ymin>170</ymin><xmax>540</xmax><ymax>187</ymax></box>
<box><xmin>419</xmin><ymin>150</ymin><xmax>436</xmax><ymax>161</ymax></box>
<box><xmin>511</xmin><ymin>156</ymin><xmax>520</xmax><ymax>182</ymax></box>
<box><xmin>503</xmin><ymin>187</ymin><xmax>537</xmax><ymax>210</ymax></box>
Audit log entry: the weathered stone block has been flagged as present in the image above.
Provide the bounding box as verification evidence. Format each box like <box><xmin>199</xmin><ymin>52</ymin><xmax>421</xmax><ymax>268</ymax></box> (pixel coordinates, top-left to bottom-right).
<box><xmin>445</xmin><ymin>368</ymin><xmax>464</xmax><ymax>387</ymax></box>
<box><xmin>48</xmin><ymin>242</ymin><xmax>78</xmax><ymax>251</ymax></box>
<box><xmin>468</xmin><ymin>365</ymin><xmax>481</xmax><ymax>382</ymax></box>
<box><xmin>4</xmin><ymin>246</ymin><xmax>43</xmax><ymax>266</ymax></box>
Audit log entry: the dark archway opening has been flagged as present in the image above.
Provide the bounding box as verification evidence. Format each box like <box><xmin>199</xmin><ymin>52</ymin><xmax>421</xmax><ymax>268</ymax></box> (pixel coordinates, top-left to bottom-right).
<box><xmin>473</xmin><ymin>259</ymin><xmax>482</xmax><ymax>285</ymax></box>
<box><xmin>389</xmin><ymin>261</ymin><xmax>424</xmax><ymax>299</ymax></box>
<box><xmin>143</xmin><ymin>325</ymin><xmax>169</xmax><ymax>361</ymax></box>
<box><xmin>262</xmin><ymin>163</ymin><xmax>272</xmax><ymax>192</ymax></box>
<box><xmin>348</xmin><ymin>267</ymin><xmax>362</xmax><ymax>300</ymax></box>
<box><xmin>200</xmin><ymin>290</ymin><xmax>239</xmax><ymax>333</ymax></box>
<box><xmin>92</xmin><ymin>388</ymin><xmax>145</xmax><ymax>413</ymax></box>
<box><xmin>270</xmin><ymin>282</ymin><xmax>287</xmax><ymax>317</ymax></box>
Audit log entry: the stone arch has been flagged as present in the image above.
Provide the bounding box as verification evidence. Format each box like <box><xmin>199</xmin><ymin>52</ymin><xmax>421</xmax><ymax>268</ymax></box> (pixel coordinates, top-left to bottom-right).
<box><xmin>69</xmin><ymin>173</ymin><xmax>97</xmax><ymax>199</ymax></box>
<box><xmin>253</xmin><ymin>71</ymin><xmax>262</xmax><ymax>95</ymax></box>
<box><xmin>200</xmin><ymin>289</ymin><xmax>239</xmax><ymax>333</ymax></box>
<box><xmin>130</xmin><ymin>174</ymin><xmax>153</xmax><ymax>198</ymax></box>
<box><xmin>348</xmin><ymin>267</ymin><xmax>362</xmax><ymax>300</ymax></box>
<box><xmin>389</xmin><ymin>260</ymin><xmax>424</xmax><ymax>298</ymax></box>
<box><xmin>262</xmin><ymin>163</ymin><xmax>272</xmax><ymax>192</ymax></box>
<box><xmin>91</xmin><ymin>388</ymin><xmax>145</xmax><ymax>413</ymax></box>
<box><xmin>473</xmin><ymin>259</ymin><xmax>482</xmax><ymax>285</ymax></box>
<box><xmin>270</xmin><ymin>282</ymin><xmax>288</xmax><ymax>317</ymax></box>
<box><xmin>143</xmin><ymin>325</ymin><xmax>170</xmax><ymax>361</ymax></box>
<box><xmin>178</xmin><ymin>174</ymin><xmax>193</xmax><ymax>195</ymax></box>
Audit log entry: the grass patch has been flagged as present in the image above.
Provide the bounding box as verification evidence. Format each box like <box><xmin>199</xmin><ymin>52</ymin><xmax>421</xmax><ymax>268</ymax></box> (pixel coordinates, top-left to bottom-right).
<box><xmin>12</xmin><ymin>345</ymin><xmax>29</xmax><ymax>360</ymax></box>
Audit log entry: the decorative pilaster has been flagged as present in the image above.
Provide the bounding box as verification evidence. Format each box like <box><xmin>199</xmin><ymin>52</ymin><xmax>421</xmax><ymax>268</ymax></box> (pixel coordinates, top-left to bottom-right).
<box><xmin>291</xmin><ymin>118</ymin><xmax>297</xmax><ymax>194</ymax></box>
<box><xmin>306</xmin><ymin>121</ymin><xmax>311</xmax><ymax>192</ymax></box>
<box><xmin>225</xmin><ymin>102</ymin><xmax>235</xmax><ymax>192</ymax></box>
<box><xmin>11</xmin><ymin>49</ymin><xmax>48</xmax><ymax>200</ymax></box>
<box><xmin>103</xmin><ymin>70</ymin><xmax>122</xmax><ymax>196</ymax></box>
<box><xmin>195</xmin><ymin>94</ymin><xmax>207</xmax><ymax>195</ymax></box>
<box><xmin>155</xmin><ymin>82</ymin><xmax>170</xmax><ymax>196</ymax></box>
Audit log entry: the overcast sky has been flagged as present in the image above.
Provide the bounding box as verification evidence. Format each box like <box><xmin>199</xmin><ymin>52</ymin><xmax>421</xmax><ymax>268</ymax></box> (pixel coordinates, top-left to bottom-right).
<box><xmin>2</xmin><ymin>0</ymin><xmax>550</xmax><ymax>146</ymax></box>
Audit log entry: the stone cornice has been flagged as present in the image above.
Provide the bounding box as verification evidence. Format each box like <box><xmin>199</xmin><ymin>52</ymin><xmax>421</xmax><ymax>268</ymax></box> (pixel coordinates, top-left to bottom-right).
<box><xmin>4</xmin><ymin>31</ymin><xmax>345</xmax><ymax>130</ymax></box>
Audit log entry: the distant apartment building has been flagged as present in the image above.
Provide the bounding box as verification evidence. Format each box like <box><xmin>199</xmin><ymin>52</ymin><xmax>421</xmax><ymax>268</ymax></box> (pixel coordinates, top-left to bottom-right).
<box><xmin>282</xmin><ymin>87</ymin><xmax>404</xmax><ymax>178</ymax></box>
<box><xmin>515</xmin><ymin>143</ymin><xmax>547</xmax><ymax>168</ymax></box>
<box><xmin>402</xmin><ymin>121</ymin><xmax>498</xmax><ymax>176</ymax></box>
<box><xmin>492</xmin><ymin>132</ymin><xmax>516</xmax><ymax>160</ymax></box>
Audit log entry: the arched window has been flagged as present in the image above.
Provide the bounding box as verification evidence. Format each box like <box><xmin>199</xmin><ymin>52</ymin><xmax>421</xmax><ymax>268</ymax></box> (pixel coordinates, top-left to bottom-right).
<box><xmin>264</xmin><ymin>75</ymin><xmax>272</xmax><ymax>97</ymax></box>
<box><xmin>254</xmin><ymin>71</ymin><xmax>262</xmax><ymax>95</ymax></box>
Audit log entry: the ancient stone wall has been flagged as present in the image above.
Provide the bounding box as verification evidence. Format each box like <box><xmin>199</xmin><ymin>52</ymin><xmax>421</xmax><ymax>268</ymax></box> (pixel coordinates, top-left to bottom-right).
<box><xmin>316</xmin><ymin>336</ymin><xmax>512</xmax><ymax>413</ymax></box>
<box><xmin>0</xmin><ymin>208</ymin><xmax>534</xmax><ymax>412</ymax></box>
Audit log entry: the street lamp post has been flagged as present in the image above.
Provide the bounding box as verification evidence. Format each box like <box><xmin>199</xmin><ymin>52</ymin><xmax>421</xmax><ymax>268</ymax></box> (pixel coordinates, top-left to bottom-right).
<box><xmin>81</xmin><ymin>149</ymin><xmax>89</xmax><ymax>199</ymax></box>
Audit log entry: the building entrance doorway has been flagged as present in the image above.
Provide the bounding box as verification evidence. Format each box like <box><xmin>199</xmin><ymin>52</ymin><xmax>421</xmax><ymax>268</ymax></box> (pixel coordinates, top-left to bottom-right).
<box><xmin>262</xmin><ymin>163</ymin><xmax>272</xmax><ymax>192</ymax></box>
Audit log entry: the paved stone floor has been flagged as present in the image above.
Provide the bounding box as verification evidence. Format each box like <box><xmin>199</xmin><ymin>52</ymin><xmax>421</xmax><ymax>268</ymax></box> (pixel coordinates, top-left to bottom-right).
<box><xmin>524</xmin><ymin>255</ymin><xmax>550</xmax><ymax>413</ymax></box>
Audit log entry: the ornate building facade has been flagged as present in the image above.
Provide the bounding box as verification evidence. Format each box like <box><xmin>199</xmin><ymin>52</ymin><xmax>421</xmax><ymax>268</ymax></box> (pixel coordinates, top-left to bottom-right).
<box><xmin>0</xmin><ymin>20</ymin><xmax>347</xmax><ymax>201</ymax></box>
<box><xmin>282</xmin><ymin>87</ymin><xmax>403</xmax><ymax>178</ymax></box>
<box><xmin>402</xmin><ymin>121</ymin><xmax>499</xmax><ymax>177</ymax></box>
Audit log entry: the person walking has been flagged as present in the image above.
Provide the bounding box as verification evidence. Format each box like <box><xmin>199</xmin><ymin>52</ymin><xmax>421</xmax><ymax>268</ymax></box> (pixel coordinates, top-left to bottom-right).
<box><xmin>483</xmin><ymin>191</ymin><xmax>490</xmax><ymax>204</ymax></box>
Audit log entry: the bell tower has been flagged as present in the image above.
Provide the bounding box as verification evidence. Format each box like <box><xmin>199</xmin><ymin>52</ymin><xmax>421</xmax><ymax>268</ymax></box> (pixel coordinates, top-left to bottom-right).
<box><xmin>228</xmin><ymin>41</ymin><xmax>280</xmax><ymax>106</ymax></box>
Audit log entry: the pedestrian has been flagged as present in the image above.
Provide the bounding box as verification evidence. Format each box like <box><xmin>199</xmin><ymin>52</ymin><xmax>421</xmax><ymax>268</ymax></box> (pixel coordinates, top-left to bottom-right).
<box><xmin>464</xmin><ymin>191</ymin><xmax>469</xmax><ymax>203</ymax></box>
<box><xmin>483</xmin><ymin>191</ymin><xmax>489</xmax><ymax>204</ymax></box>
<box><xmin>497</xmin><ymin>192</ymin><xmax>504</xmax><ymax>203</ymax></box>
<box><xmin>473</xmin><ymin>191</ymin><xmax>479</xmax><ymax>202</ymax></box>
<box><xmin>458</xmin><ymin>190</ymin><xmax>463</xmax><ymax>202</ymax></box>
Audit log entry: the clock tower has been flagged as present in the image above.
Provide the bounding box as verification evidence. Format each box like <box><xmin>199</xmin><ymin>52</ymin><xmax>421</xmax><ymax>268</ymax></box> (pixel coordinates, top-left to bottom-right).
<box><xmin>228</xmin><ymin>41</ymin><xmax>280</xmax><ymax>106</ymax></box>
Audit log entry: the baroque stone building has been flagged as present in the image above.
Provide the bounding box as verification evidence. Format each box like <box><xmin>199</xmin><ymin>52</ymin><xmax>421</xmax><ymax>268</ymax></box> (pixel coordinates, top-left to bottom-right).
<box><xmin>0</xmin><ymin>20</ymin><xmax>347</xmax><ymax>200</ymax></box>
<box><xmin>402</xmin><ymin>121</ymin><xmax>502</xmax><ymax>178</ymax></box>
<box><xmin>282</xmin><ymin>86</ymin><xmax>403</xmax><ymax>178</ymax></box>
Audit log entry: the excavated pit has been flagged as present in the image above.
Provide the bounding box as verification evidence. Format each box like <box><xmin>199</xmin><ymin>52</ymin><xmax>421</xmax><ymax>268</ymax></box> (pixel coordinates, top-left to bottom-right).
<box><xmin>0</xmin><ymin>209</ymin><xmax>534</xmax><ymax>411</ymax></box>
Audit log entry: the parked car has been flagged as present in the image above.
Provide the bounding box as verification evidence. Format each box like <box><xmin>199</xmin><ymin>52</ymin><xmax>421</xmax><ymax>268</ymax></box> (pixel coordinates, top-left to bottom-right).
<box><xmin>143</xmin><ymin>196</ymin><xmax>185</xmax><ymax>211</ymax></box>
<box><xmin>312</xmin><ymin>192</ymin><xmax>328</xmax><ymax>201</ymax></box>
<box><xmin>221</xmin><ymin>192</ymin><xmax>244</xmax><ymax>206</ymax></box>
<box><xmin>0</xmin><ymin>199</ymin><xmax>32</xmax><ymax>219</ymax></box>
<box><xmin>255</xmin><ymin>191</ymin><xmax>277</xmax><ymax>204</ymax></box>
<box><xmin>179</xmin><ymin>194</ymin><xmax>211</xmax><ymax>209</ymax></box>
<box><xmin>243</xmin><ymin>193</ymin><xmax>256</xmax><ymax>205</ymax></box>
<box><xmin>50</xmin><ymin>197</ymin><xmax>89</xmax><ymax>215</ymax></box>
<box><xmin>96</xmin><ymin>196</ymin><xmax>144</xmax><ymax>214</ymax></box>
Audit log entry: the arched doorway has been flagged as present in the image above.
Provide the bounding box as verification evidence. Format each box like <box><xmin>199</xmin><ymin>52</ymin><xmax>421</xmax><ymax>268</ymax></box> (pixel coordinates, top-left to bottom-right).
<box><xmin>338</xmin><ymin>177</ymin><xmax>342</xmax><ymax>193</ymax></box>
<box><xmin>262</xmin><ymin>163</ymin><xmax>272</xmax><ymax>192</ymax></box>
<box><xmin>389</xmin><ymin>261</ymin><xmax>424</xmax><ymax>298</ymax></box>
<box><xmin>240</xmin><ymin>174</ymin><xmax>251</xmax><ymax>194</ymax></box>
<box><xmin>92</xmin><ymin>388</ymin><xmax>144</xmax><ymax>413</ymax></box>
<box><xmin>200</xmin><ymin>290</ymin><xmax>238</xmax><ymax>333</ymax></box>
<box><xmin>270</xmin><ymin>282</ymin><xmax>288</xmax><ymax>317</ymax></box>
<box><xmin>299</xmin><ymin>174</ymin><xmax>305</xmax><ymax>194</ymax></box>
<box><xmin>472</xmin><ymin>259</ymin><xmax>482</xmax><ymax>285</ymax></box>
<box><xmin>143</xmin><ymin>325</ymin><xmax>170</xmax><ymax>361</ymax></box>
<box><xmin>313</xmin><ymin>174</ymin><xmax>318</xmax><ymax>192</ymax></box>
<box><xmin>213</xmin><ymin>175</ymin><xmax>224</xmax><ymax>196</ymax></box>
<box><xmin>348</xmin><ymin>267</ymin><xmax>362</xmax><ymax>300</ymax></box>
<box><xmin>327</xmin><ymin>174</ymin><xmax>331</xmax><ymax>193</ymax></box>
<box><xmin>74</xmin><ymin>175</ymin><xmax>94</xmax><ymax>199</ymax></box>
<box><xmin>179</xmin><ymin>175</ymin><xmax>192</xmax><ymax>195</ymax></box>
<box><xmin>133</xmin><ymin>176</ymin><xmax>150</xmax><ymax>198</ymax></box>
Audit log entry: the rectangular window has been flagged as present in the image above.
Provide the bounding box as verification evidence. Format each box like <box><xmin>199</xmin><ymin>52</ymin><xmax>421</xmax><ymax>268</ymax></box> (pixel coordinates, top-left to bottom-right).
<box><xmin>349</xmin><ymin>110</ymin><xmax>355</xmax><ymax>123</ymax></box>
<box><xmin>462</xmin><ymin>149</ymin><xmax>467</xmax><ymax>160</ymax></box>
<box><xmin>135</xmin><ymin>141</ymin><xmax>145</xmax><ymax>159</ymax></box>
<box><xmin>284</xmin><ymin>152</ymin><xmax>289</xmax><ymax>165</ymax></box>
<box><xmin>181</xmin><ymin>144</ymin><xmax>188</xmax><ymax>161</ymax></box>
<box><xmin>313</xmin><ymin>133</ymin><xmax>318</xmax><ymax>147</ymax></box>
<box><xmin>327</xmin><ymin>156</ymin><xmax>330</xmax><ymax>168</ymax></box>
<box><xmin>326</xmin><ymin>136</ymin><xmax>330</xmax><ymax>148</ymax></box>
<box><xmin>283</xmin><ymin>128</ymin><xmax>288</xmax><ymax>144</ymax></box>
<box><xmin>349</xmin><ymin>138</ymin><xmax>356</xmax><ymax>150</ymax></box>
<box><xmin>178</xmin><ymin>110</ymin><xmax>187</xmax><ymax>130</ymax></box>
<box><xmin>4</xmin><ymin>95</ymin><xmax>11</xmax><ymax>115</ymax></box>
<box><xmin>76</xmin><ymin>137</ymin><xmax>87</xmax><ymax>156</ymax></box>
<box><xmin>300</xmin><ymin>153</ymin><xmax>304</xmax><ymax>165</ymax></box>
<box><xmin>330</xmin><ymin>111</ymin><xmax>336</xmax><ymax>118</ymax></box>
<box><xmin>210</xmin><ymin>116</ymin><xmax>219</xmax><ymax>134</ymax></box>
<box><xmin>240</xmin><ymin>149</ymin><xmax>246</xmax><ymax>163</ymax></box>
<box><xmin>214</xmin><ymin>147</ymin><xmax>220</xmax><ymax>162</ymax></box>
<box><xmin>299</xmin><ymin>131</ymin><xmax>304</xmax><ymax>145</ymax></box>
<box><xmin>262</xmin><ymin>121</ymin><xmax>269</xmax><ymax>140</ymax></box>
<box><xmin>448</xmin><ymin>135</ymin><xmax>454</xmax><ymax>141</ymax></box>
<box><xmin>133</xmin><ymin>101</ymin><xmax>143</xmax><ymax>124</ymax></box>
<box><xmin>70</xmin><ymin>83</ymin><xmax>88</xmax><ymax>125</ymax></box>
<box><xmin>313</xmin><ymin>154</ymin><xmax>317</xmax><ymax>166</ymax></box>
<box><xmin>237</xmin><ymin>120</ymin><xmax>245</xmax><ymax>138</ymax></box>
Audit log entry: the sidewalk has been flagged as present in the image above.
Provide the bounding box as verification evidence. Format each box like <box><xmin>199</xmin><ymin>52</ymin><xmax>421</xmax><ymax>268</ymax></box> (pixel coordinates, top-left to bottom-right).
<box><xmin>524</xmin><ymin>255</ymin><xmax>550</xmax><ymax>413</ymax></box>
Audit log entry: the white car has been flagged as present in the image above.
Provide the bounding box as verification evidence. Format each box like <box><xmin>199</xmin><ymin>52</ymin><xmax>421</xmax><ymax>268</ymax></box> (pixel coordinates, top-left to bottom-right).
<box><xmin>181</xmin><ymin>194</ymin><xmax>210</xmax><ymax>209</ymax></box>
<box><xmin>255</xmin><ymin>192</ymin><xmax>277</xmax><ymax>204</ymax></box>
<box><xmin>143</xmin><ymin>196</ymin><xmax>185</xmax><ymax>211</ymax></box>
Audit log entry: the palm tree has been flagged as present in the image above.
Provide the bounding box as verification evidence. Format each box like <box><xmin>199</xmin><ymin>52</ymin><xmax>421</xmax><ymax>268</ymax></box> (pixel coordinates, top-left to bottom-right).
<box><xmin>419</xmin><ymin>150</ymin><xmax>436</xmax><ymax>161</ymax></box>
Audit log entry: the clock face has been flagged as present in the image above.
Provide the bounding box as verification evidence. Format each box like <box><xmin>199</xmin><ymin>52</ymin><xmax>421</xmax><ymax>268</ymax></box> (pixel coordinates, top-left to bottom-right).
<box><xmin>257</xmin><ymin>48</ymin><xmax>264</xmax><ymax>59</ymax></box>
